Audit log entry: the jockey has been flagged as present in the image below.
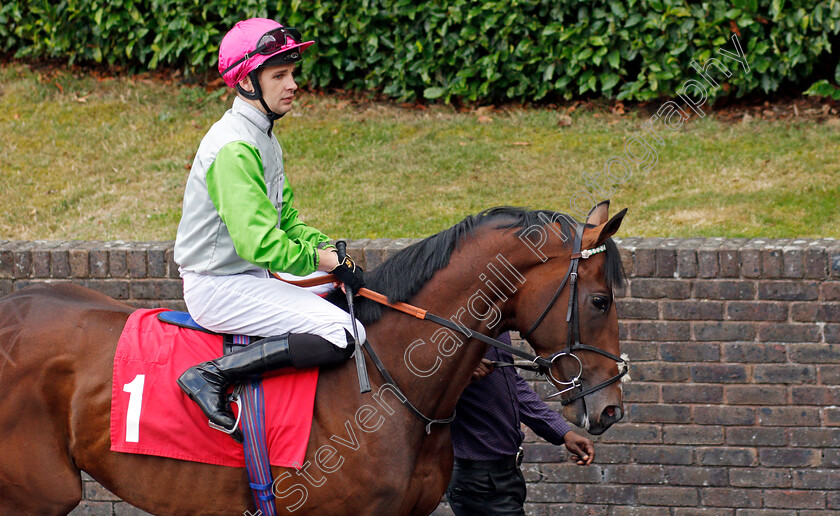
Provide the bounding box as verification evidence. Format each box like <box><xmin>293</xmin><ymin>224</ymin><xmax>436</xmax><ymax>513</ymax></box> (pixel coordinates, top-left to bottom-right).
<box><xmin>173</xmin><ymin>18</ymin><xmax>366</xmax><ymax>434</ymax></box>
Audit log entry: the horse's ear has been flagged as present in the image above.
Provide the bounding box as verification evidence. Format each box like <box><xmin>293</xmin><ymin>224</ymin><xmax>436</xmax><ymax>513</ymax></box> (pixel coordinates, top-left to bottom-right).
<box><xmin>586</xmin><ymin>200</ymin><xmax>610</xmax><ymax>226</ymax></box>
<box><xmin>595</xmin><ymin>207</ymin><xmax>627</xmax><ymax>244</ymax></box>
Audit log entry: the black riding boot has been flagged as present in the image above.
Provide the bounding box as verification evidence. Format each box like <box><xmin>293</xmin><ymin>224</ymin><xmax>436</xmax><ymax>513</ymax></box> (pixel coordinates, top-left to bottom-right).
<box><xmin>177</xmin><ymin>334</ymin><xmax>293</xmax><ymax>431</ymax></box>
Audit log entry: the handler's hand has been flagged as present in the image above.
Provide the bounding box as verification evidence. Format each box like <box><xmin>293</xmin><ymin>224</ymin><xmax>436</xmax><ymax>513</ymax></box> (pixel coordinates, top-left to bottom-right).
<box><xmin>470</xmin><ymin>358</ymin><xmax>495</xmax><ymax>382</ymax></box>
<box><xmin>563</xmin><ymin>431</ymin><xmax>594</xmax><ymax>466</ymax></box>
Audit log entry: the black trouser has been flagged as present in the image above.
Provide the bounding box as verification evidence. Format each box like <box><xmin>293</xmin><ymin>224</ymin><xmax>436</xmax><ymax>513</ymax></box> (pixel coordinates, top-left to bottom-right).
<box><xmin>445</xmin><ymin>457</ymin><xmax>526</xmax><ymax>516</ymax></box>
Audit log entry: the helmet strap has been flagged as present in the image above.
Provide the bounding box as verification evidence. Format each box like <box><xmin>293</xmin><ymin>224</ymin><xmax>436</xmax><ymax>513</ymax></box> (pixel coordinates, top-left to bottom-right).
<box><xmin>235</xmin><ymin>70</ymin><xmax>284</xmax><ymax>135</ymax></box>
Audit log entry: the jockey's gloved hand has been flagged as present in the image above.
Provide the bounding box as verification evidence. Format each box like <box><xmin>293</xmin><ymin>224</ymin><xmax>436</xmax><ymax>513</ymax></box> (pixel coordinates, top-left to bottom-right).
<box><xmin>331</xmin><ymin>254</ymin><xmax>365</xmax><ymax>295</ymax></box>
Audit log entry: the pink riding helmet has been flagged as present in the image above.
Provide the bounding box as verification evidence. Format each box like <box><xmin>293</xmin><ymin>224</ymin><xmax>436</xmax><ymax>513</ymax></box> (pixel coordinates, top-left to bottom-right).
<box><xmin>218</xmin><ymin>18</ymin><xmax>314</xmax><ymax>88</ymax></box>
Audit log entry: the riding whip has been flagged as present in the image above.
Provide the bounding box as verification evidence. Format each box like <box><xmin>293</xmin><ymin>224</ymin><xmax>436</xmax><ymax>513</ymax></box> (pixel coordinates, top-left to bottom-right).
<box><xmin>335</xmin><ymin>241</ymin><xmax>371</xmax><ymax>393</ymax></box>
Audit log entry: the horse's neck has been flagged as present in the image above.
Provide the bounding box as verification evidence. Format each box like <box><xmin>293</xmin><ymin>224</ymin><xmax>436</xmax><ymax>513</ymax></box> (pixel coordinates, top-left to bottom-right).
<box><xmin>365</xmin><ymin>228</ymin><xmax>537</xmax><ymax>423</ymax></box>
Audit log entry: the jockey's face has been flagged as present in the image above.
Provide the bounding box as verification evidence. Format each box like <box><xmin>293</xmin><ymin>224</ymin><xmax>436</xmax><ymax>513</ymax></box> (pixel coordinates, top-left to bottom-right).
<box><xmin>239</xmin><ymin>63</ymin><xmax>297</xmax><ymax>117</ymax></box>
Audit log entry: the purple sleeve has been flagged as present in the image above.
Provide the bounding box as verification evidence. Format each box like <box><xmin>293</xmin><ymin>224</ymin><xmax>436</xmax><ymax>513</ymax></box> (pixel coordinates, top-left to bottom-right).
<box><xmin>515</xmin><ymin>372</ymin><xmax>572</xmax><ymax>445</ymax></box>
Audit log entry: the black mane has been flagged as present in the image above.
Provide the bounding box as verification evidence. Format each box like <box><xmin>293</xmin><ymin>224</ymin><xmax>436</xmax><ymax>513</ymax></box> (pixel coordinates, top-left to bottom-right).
<box><xmin>327</xmin><ymin>206</ymin><xmax>625</xmax><ymax>324</ymax></box>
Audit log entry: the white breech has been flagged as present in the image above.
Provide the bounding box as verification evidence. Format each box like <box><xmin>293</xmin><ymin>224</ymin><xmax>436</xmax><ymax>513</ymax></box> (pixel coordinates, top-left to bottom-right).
<box><xmin>181</xmin><ymin>269</ymin><xmax>366</xmax><ymax>348</ymax></box>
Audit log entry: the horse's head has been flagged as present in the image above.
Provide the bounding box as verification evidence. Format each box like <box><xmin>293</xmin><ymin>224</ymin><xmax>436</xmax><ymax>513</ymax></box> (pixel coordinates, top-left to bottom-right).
<box><xmin>513</xmin><ymin>201</ymin><xmax>627</xmax><ymax>435</ymax></box>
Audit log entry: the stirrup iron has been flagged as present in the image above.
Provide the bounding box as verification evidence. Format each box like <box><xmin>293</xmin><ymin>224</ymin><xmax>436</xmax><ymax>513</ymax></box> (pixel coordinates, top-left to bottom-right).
<box><xmin>208</xmin><ymin>387</ymin><xmax>243</xmax><ymax>435</ymax></box>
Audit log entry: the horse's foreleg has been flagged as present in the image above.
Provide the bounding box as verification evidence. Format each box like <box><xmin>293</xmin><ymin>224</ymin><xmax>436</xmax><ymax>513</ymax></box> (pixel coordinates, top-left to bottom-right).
<box><xmin>0</xmin><ymin>426</ymin><xmax>83</xmax><ymax>515</ymax></box>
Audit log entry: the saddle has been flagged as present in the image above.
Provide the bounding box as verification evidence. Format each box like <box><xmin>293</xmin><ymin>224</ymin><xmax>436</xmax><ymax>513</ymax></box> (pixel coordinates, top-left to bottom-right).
<box><xmin>157</xmin><ymin>311</ymin><xmax>248</xmax><ymax>353</ymax></box>
<box><xmin>156</xmin><ymin>311</ymin><xmax>213</xmax><ymax>334</ymax></box>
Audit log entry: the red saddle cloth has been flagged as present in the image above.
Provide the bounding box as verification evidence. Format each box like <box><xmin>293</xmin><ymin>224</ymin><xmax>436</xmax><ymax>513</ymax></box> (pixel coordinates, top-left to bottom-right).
<box><xmin>110</xmin><ymin>308</ymin><xmax>318</xmax><ymax>468</ymax></box>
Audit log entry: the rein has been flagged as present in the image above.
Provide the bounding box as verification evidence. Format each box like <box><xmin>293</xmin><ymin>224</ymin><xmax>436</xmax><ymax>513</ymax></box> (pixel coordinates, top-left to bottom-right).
<box><xmin>277</xmin><ymin>276</ymin><xmax>553</xmax><ymax>368</ymax></box>
<box><xmin>277</xmin><ymin>274</ymin><xmax>540</xmax><ymax>433</ymax></box>
<box><xmin>275</xmin><ymin>228</ymin><xmax>627</xmax><ymax>430</ymax></box>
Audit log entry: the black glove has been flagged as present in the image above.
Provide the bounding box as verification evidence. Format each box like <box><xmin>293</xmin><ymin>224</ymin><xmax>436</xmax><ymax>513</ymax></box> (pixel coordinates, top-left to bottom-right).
<box><xmin>331</xmin><ymin>254</ymin><xmax>365</xmax><ymax>295</ymax></box>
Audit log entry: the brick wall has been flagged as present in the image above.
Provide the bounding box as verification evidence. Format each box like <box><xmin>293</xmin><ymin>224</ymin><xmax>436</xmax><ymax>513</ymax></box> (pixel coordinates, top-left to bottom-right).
<box><xmin>0</xmin><ymin>241</ymin><xmax>186</xmax><ymax>311</ymax></box>
<box><xmin>2</xmin><ymin>237</ymin><xmax>839</xmax><ymax>515</ymax></box>
<box><xmin>508</xmin><ymin>236</ymin><xmax>840</xmax><ymax>516</ymax></box>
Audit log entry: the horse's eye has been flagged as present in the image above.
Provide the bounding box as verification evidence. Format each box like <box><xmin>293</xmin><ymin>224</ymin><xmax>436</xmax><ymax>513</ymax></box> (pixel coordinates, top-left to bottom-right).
<box><xmin>592</xmin><ymin>295</ymin><xmax>610</xmax><ymax>312</ymax></box>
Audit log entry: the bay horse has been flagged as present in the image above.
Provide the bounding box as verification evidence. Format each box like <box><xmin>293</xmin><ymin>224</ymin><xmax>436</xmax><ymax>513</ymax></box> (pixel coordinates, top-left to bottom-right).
<box><xmin>0</xmin><ymin>202</ymin><xmax>627</xmax><ymax>516</ymax></box>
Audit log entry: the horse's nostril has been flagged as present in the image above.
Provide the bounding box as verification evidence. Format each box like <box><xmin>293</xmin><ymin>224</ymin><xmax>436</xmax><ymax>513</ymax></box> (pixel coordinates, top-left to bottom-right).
<box><xmin>602</xmin><ymin>405</ymin><xmax>622</xmax><ymax>423</ymax></box>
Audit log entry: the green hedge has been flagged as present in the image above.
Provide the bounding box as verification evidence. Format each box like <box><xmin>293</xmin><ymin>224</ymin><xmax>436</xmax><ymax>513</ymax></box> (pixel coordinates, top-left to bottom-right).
<box><xmin>3</xmin><ymin>0</ymin><xmax>840</xmax><ymax>102</ymax></box>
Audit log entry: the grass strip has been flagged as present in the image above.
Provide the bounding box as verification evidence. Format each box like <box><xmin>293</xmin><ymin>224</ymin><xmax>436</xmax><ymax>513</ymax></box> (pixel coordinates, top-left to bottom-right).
<box><xmin>1</xmin><ymin>63</ymin><xmax>838</xmax><ymax>240</ymax></box>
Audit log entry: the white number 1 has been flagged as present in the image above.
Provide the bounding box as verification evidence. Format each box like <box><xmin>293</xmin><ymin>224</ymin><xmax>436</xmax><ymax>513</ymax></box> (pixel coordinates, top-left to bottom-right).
<box><xmin>123</xmin><ymin>374</ymin><xmax>145</xmax><ymax>443</ymax></box>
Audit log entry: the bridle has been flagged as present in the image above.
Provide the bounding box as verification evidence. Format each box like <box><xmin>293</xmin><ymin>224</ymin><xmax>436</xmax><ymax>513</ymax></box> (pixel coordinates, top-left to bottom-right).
<box><xmin>518</xmin><ymin>222</ymin><xmax>629</xmax><ymax>407</ymax></box>
<box><xmin>358</xmin><ymin>220</ymin><xmax>628</xmax><ymax>424</ymax></box>
<box><xmin>277</xmin><ymin>222</ymin><xmax>628</xmax><ymax>432</ymax></box>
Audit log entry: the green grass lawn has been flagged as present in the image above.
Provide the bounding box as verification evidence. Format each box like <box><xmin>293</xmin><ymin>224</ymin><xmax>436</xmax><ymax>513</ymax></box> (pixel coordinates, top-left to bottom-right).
<box><xmin>1</xmin><ymin>62</ymin><xmax>838</xmax><ymax>241</ymax></box>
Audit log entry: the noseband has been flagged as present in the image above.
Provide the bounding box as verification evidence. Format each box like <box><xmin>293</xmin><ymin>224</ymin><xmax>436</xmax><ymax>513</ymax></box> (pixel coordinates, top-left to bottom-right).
<box><xmin>519</xmin><ymin>223</ymin><xmax>629</xmax><ymax>406</ymax></box>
